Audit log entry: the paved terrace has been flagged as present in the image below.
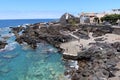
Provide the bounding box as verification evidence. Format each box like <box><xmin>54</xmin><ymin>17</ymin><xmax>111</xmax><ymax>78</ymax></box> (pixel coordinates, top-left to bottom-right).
<box><xmin>60</xmin><ymin>32</ymin><xmax>120</xmax><ymax>57</ymax></box>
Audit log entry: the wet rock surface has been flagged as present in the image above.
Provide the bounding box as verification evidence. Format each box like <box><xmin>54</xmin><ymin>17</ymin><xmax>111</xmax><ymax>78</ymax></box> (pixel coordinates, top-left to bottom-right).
<box><xmin>0</xmin><ymin>41</ymin><xmax>7</xmax><ymax>49</ymax></box>
<box><xmin>10</xmin><ymin>26</ymin><xmax>25</xmax><ymax>33</ymax></box>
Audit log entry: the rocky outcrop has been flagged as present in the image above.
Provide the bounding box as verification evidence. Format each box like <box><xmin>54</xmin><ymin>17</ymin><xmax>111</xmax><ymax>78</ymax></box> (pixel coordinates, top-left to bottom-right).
<box><xmin>64</xmin><ymin>42</ymin><xmax>120</xmax><ymax>80</ymax></box>
<box><xmin>0</xmin><ymin>41</ymin><xmax>7</xmax><ymax>49</ymax></box>
<box><xmin>60</xmin><ymin>13</ymin><xmax>74</xmax><ymax>25</ymax></box>
<box><xmin>13</xmin><ymin>23</ymin><xmax>74</xmax><ymax>49</ymax></box>
<box><xmin>72</xmin><ymin>24</ymin><xmax>113</xmax><ymax>39</ymax></box>
<box><xmin>10</xmin><ymin>26</ymin><xmax>25</xmax><ymax>33</ymax></box>
<box><xmin>10</xmin><ymin>13</ymin><xmax>118</xmax><ymax>51</ymax></box>
<box><xmin>60</xmin><ymin>13</ymin><xmax>80</xmax><ymax>25</ymax></box>
<box><xmin>78</xmin><ymin>42</ymin><xmax>118</xmax><ymax>60</ymax></box>
<box><xmin>11</xmin><ymin>20</ymin><xmax>114</xmax><ymax>49</ymax></box>
<box><xmin>10</xmin><ymin>13</ymin><xmax>114</xmax><ymax>50</ymax></box>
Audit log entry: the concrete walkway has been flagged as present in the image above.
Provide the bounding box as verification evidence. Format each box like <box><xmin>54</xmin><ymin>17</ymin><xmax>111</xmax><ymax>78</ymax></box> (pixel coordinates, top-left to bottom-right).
<box><xmin>68</xmin><ymin>33</ymin><xmax>79</xmax><ymax>40</ymax></box>
<box><xmin>60</xmin><ymin>33</ymin><xmax>120</xmax><ymax>57</ymax></box>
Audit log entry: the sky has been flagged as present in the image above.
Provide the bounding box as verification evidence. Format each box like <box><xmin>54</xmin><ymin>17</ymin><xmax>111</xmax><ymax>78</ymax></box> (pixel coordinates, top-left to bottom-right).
<box><xmin>0</xmin><ymin>0</ymin><xmax>120</xmax><ymax>19</ymax></box>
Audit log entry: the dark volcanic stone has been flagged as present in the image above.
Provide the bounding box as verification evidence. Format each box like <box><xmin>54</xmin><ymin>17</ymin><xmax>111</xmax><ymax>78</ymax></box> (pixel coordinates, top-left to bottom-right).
<box><xmin>0</xmin><ymin>41</ymin><xmax>7</xmax><ymax>49</ymax></box>
<box><xmin>65</xmin><ymin>42</ymin><xmax>120</xmax><ymax>80</ymax></box>
<box><xmin>111</xmin><ymin>42</ymin><xmax>120</xmax><ymax>52</ymax></box>
<box><xmin>11</xmin><ymin>26</ymin><xmax>25</xmax><ymax>33</ymax></box>
<box><xmin>59</xmin><ymin>13</ymin><xmax>80</xmax><ymax>25</ymax></box>
<box><xmin>71</xmin><ymin>73</ymin><xmax>80</xmax><ymax>80</ymax></box>
<box><xmin>60</xmin><ymin>13</ymin><xmax>75</xmax><ymax>25</ymax></box>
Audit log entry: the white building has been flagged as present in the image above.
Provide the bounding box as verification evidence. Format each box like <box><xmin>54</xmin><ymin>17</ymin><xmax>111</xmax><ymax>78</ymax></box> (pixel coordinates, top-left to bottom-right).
<box><xmin>79</xmin><ymin>9</ymin><xmax>120</xmax><ymax>24</ymax></box>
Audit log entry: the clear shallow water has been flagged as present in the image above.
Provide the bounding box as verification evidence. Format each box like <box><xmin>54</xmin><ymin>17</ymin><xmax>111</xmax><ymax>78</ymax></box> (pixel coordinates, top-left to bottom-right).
<box><xmin>0</xmin><ymin>19</ymin><xmax>67</xmax><ymax>80</ymax></box>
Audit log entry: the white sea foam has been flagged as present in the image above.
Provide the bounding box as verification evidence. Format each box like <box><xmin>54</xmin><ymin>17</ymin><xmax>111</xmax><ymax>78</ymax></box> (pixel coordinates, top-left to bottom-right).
<box><xmin>0</xmin><ymin>27</ymin><xmax>10</xmax><ymax>31</ymax></box>
<box><xmin>1</xmin><ymin>33</ymin><xmax>14</xmax><ymax>38</ymax></box>
<box><xmin>69</xmin><ymin>60</ymin><xmax>79</xmax><ymax>70</ymax></box>
<box><xmin>0</xmin><ymin>42</ymin><xmax>17</xmax><ymax>52</ymax></box>
<box><xmin>5</xmin><ymin>42</ymin><xmax>17</xmax><ymax>51</ymax></box>
<box><xmin>18</xmin><ymin>30</ymin><xmax>24</xmax><ymax>35</ymax></box>
<box><xmin>0</xmin><ymin>27</ymin><xmax>11</xmax><ymax>38</ymax></box>
<box><xmin>0</xmin><ymin>49</ymin><xmax>5</xmax><ymax>52</ymax></box>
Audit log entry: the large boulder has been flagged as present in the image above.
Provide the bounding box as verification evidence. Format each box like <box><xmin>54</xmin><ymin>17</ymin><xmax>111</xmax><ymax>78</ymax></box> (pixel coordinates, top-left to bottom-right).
<box><xmin>78</xmin><ymin>42</ymin><xmax>117</xmax><ymax>60</ymax></box>
<box><xmin>59</xmin><ymin>13</ymin><xmax>79</xmax><ymax>25</ymax></box>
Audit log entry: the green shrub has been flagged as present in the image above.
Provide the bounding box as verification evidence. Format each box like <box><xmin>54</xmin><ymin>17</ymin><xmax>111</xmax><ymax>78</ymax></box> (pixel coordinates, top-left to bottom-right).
<box><xmin>101</xmin><ymin>14</ymin><xmax>120</xmax><ymax>25</ymax></box>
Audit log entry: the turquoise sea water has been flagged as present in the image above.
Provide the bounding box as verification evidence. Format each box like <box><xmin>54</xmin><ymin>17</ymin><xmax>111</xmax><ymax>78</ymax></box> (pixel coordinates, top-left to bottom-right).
<box><xmin>0</xmin><ymin>19</ymin><xmax>67</xmax><ymax>80</ymax></box>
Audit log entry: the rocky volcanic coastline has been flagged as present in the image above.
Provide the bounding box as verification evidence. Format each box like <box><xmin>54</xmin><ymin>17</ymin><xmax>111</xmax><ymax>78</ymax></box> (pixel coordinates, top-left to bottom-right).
<box><xmin>2</xmin><ymin>13</ymin><xmax>120</xmax><ymax>80</ymax></box>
